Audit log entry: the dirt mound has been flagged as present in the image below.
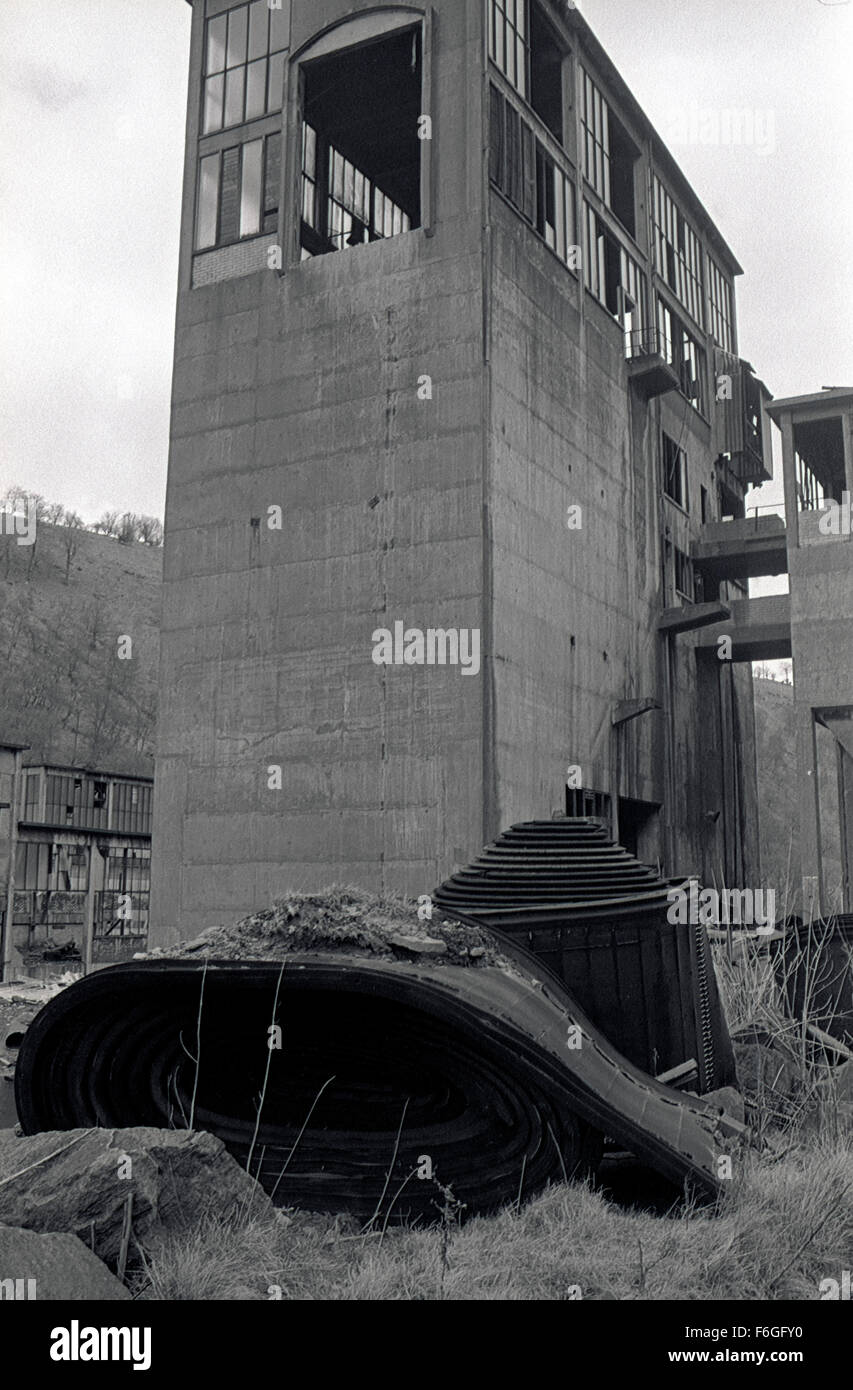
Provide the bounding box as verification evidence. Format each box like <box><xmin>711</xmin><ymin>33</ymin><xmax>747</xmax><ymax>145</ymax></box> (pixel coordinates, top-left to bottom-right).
<box><xmin>143</xmin><ymin>888</ymin><xmax>507</xmax><ymax>968</ymax></box>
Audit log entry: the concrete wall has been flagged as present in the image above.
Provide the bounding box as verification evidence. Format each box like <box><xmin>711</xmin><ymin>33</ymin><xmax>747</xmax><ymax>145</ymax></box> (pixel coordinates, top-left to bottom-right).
<box><xmin>485</xmin><ymin>199</ymin><xmax>759</xmax><ymax>883</ymax></box>
<box><xmin>152</xmin><ymin>0</ymin><xmax>488</xmax><ymax>942</ymax></box>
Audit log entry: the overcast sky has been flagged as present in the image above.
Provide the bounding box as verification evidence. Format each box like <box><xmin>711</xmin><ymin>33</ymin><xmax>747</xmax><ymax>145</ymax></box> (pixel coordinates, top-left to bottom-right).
<box><xmin>1</xmin><ymin>0</ymin><xmax>851</xmax><ymax>524</ymax></box>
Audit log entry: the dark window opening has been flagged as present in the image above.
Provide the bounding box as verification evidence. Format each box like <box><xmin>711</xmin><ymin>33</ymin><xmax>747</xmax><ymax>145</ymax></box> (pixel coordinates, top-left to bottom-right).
<box><xmin>662</xmin><ymin>432</ymin><xmax>689</xmax><ymax>511</ymax></box>
<box><xmin>584</xmin><ymin>204</ymin><xmax>647</xmax><ymax>332</ymax></box>
<box><xmin>719</xmin><ymin>480</ymin><xmax>745</xmax><ymax>521</ymax></box>
<box><xmin>700</xmin><ymin>485</ymin><xmax>709</xmax><ymax>525</ymax></box>
<box><xmin>618</xmin><ymin>798</ymin><xmax>660</xmax><ymax>859</ymax></box>
<box><xmin>529</xmin><ymin>1</ymin><xmax>563</xmax><ymax>142</ymax></box>
<box><xmin>566</xmin><ymin>787</ymin><xmax>612</xmax><ymax>828</ymax></box>
<box><xmin>608</xmin><ymin>116</ymin><xmax>637</xmax><ymax>237</ymax></box>
<box><xmin>93</xmin><ymin>781</ymin><xmax>108</xmax><ymax>809</ymax></box>
<box><xmin>581</xmin><ymin>68</ymin><xmax>637</xmax><ymax>236</ymax></box>
<box><xmin>300</xmin><ymin>27</ymin><xmax>422</xmax><ymax>259</ymax></box>
<box><xmin>657</xmin><ymin>297</ymin><xmax>707</xmax><ymax>414</ymax></box>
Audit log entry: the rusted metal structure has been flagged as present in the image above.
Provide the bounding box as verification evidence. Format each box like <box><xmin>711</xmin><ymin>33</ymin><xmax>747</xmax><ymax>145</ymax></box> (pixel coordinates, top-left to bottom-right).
<box><xmin>15</xmin><ymin>820</ymin><xmax>746</xmax><ymax>1220</ymax></box>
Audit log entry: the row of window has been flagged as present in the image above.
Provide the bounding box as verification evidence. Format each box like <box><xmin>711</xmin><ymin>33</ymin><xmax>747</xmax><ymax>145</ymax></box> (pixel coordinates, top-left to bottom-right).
<box><xmin>487</xmin><ymin>1</ymin><xmax>734</xmax><ymax>350</ymax></box>
<box><xmin>191</xmin><ymin>3</ymin><xmax>736</xmax><ymax>364</ymax></box>
<box><xmin>22</xmin><ymin>771</ymin><xmax>153</xmax><ymax>835</ymax></box>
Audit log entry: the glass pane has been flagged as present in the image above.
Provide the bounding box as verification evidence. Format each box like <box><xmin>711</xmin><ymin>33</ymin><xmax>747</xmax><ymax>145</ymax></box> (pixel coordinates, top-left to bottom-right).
<box><xmin>196</xmin><ymin>154</ymin><xmax>220</xmax><ymax>249</ymax></box>
<box><xmin>227</xmin><ymin>5</ymin><xmax>248</xmax><ymax>68</ymax></box>
<box><xmin>224</xmin><ymin>66</ymin><xmax>245</xmax><ymax>127</ymax></box>
<box><xmin>202</xmin><ymin>73</ymin><xmax>224</xmax><ymax>134</ymax></box>
<box><xmin>246</xmin><ymin>58</ymin><xmax>266</xmax><ymax>119</ymax></box>
<box><xmin>206</xmin><ymin>14</ymin><xmax>227</xmax><ymax>74</ymax></box>
<box><xmin>269</xmin><ymin>1</ymin><xmax>289</xmax><ymax>53</ymax></box>
<box><xmin>240</xmin><ymin>139</ymin><xmax>263</xmax><ymax>236</ymax></box>
<box><xmin>267</xmin><ymin>50</ymin><xmax>284</xmax><ymax>111</ymax></box>
<box><xmin>248</xmin><ymin>0</ymin><xmax>268</xmax><ymax>60</ymax></box>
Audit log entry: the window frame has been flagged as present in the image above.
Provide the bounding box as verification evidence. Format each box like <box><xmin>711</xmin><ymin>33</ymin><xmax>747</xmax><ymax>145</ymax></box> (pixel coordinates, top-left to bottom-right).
<box><xmin>194</xmin><ymin>129</ymin><xmax>282</xmax><ymax>253</ymax></box>
<box><xmin>201</xmin><ymin>0</ymin><xmax>288</xmax><ymax>138</ymax></box>
<box><xmin>662</xmin><ymin>430</ymin><xmax>690</xmax><ymax>514</ymax></box>
<box><xmin>651</xmin><ymin>173</ymin><xmax>705</xmax><ymax>330</ymax></box>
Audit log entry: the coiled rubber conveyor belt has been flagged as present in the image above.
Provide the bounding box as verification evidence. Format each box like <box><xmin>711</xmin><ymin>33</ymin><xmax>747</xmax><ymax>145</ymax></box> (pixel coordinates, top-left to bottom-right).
<box><xmin>15</xmin><ymin>938</ymin><xmax>746</xmax><ymax>1221</ymax></box>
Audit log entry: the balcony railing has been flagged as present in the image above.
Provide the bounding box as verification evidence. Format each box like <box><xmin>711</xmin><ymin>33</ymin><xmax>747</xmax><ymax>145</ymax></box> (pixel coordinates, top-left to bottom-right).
<box><xmin>625</xmin><ymin>326</ymin><xmax>670</xmax><ymax>362</ymax></box>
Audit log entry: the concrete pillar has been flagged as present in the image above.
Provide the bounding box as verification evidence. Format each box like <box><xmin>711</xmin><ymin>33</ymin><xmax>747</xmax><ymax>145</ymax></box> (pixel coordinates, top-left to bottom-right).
<box><xmin>795</xmin><ymin>705</ymin><xmax>821</xmax><ymax>918</ymax></box>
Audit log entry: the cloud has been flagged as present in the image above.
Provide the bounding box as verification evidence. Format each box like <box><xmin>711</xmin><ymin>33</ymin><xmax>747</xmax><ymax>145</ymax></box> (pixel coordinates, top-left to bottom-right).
<box><xmin>16</xmin><ymin>61</ymin><xmax>88</xmax><ymax>110</ymax></box>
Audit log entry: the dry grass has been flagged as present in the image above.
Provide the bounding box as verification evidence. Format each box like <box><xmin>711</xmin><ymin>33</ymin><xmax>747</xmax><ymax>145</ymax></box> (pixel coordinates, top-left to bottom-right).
<box><xmin>134</xmin><ymin>1135</ymin><xmax>852</xmax><ymax>1301</ymax></box>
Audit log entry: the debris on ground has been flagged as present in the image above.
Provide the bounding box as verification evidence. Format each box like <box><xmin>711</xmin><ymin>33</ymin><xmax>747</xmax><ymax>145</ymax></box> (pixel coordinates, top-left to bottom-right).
<box><xmin>139</xmin><ymin>888</ymin><xmax>508</xmax><ymax>968</ymax></box>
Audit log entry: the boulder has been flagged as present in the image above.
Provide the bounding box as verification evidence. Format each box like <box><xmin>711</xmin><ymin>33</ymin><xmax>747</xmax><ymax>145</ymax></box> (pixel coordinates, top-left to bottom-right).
<box><xmin>0</xmin><ymin>1223</ymin><xmax>131</xmax><ymax>1300</ymax></box>
<box><xmin>0</xmin><ymin>1127</ymin><xmax>276</xmax><ymax>1267</ymax></box>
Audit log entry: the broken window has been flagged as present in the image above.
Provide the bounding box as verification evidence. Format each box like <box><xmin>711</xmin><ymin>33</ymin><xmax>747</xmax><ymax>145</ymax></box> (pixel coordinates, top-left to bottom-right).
<box><xmin>652</xmin><ymin>175</ymin><xmax>705</xmax><ymax>327</ymax></box>
<box><xmin>489</xmin><ymin>86</ymin><xmax>577</xmax><ymax>268</ymax></box>
<box><xmin>584</xmin><ymin>204</ymin><xmax>647</xmax><ymax>331</ymax></box>
<box><xmin>581</xmin><ymin>70</ymin><xmax>637</xmax><ymax>236</ymax></box>
<box><xmin>196</xmin><ymin>131</ymin><xmax>281</xmax><ymax>251</ymax></box>
<box><xmin>662</xmin><ymin>432</ymin><xmax>689</xmax><ymax>511</ymax></box>
<box><xmin>201</xmin><ymin>0</ymin><xmax>288</xmax><ymax>135</ymax></box>
<box><xmin>657</xmin><ymin>298</ymin><xmax>707</xmax><ymax>414</ymax></box>
<box><xmin>299</xmin><ymin>27</ymin><xmax>421</xmax><ymax>259</ymax></box>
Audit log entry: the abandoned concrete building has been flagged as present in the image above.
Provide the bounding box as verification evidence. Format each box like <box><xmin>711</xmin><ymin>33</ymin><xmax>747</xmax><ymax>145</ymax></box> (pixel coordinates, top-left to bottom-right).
<box><xmin>0</xmin><ymin>745</ymin><xmax>152</xmax><ymax>978</ymax></box>
<box><xmin>151</xmin><ymin>0</ymin><xmax>784</xmax><ymax>945</ymax></box>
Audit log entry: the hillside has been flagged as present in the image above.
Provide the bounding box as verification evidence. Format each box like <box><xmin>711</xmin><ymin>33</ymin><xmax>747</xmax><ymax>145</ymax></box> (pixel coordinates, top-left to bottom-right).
<box><xmin>0</xmin><ymin>524</ymin><xmax>161</xmax><ymax>776</ymax></box>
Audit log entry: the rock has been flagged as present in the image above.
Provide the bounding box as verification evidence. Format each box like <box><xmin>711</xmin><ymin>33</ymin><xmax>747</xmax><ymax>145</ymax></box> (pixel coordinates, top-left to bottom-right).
<box><xmin>699</xmin><ymin>1086</ymin><xmax>746</xmax><ymax>1125</ymax></box>
<box><xmin>388</xmin><ymin>934</ymin><xmax>448</xmax><ymax>957</ymax></box>
<box><xmin>731</xmin><ymin>1027</ymin><xmax>802</xmax><ymax>1125</ymax></box>
<box><xmin>0</xmin><ymin>1127</ymin><xmax>276</xmax><ymax>1267</ymax></box>
<box><xmin>0</xmin><ymin>1223</ymin><xmax>131</xmax><ymax>1300</ymax></box>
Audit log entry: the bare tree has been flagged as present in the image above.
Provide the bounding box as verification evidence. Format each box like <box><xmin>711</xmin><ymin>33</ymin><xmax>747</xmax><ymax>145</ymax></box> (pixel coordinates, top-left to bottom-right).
<box><xmin>117</xmin><ymin>512</ymin><xmax>141</xmax><ymax>544</ymax></box>
<box><xmin>1</xmin><ymin>484</ymin><xmax>48</xmax><ymax>519</ymax></box>
<box><xmin>137</xmin><ymin>515</ymin><xmax>164</xmax><ymax>547</ymax></box>
<box><xmin>43</xmin><ymin>500</ymin><xmax>66</xmax><ymax>524</ymax></box>
<box><xmin>94</xmin><ymin>510</ymin><xmax>121</xmax><ymax>537</ymax></box>
<box><xmin>62</xmin><ymin>509</ymin><xmax>84</xmax><ymax>583</ymax></box>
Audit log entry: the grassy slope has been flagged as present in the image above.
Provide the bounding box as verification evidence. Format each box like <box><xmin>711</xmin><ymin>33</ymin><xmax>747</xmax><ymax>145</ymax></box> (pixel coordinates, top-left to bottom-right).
<box><xmin>0</xmin><ymin>525</ymin><xmax>161</xmax><ymax>776</ymax></box>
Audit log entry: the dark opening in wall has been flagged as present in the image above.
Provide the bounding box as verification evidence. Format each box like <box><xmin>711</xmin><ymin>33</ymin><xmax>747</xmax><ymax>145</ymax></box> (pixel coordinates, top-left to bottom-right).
<box><xmin>301</xmin><ymin>26</ymin><xmax>422</xmax><ymax>258</ymax></box>
<box><xmin>608</xmin><ymin>115</ymin><xmax>637</xmax><ymax>237</ymax></box>
<box><xmin>529</xmin><ymin>1</ymin><xmax>564</xmax><ymax>142</ymax></box>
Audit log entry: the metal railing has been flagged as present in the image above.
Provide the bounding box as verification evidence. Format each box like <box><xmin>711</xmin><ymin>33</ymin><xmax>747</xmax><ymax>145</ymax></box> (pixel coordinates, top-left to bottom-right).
<box><xmin>625</xmin><ymin>325</ymin><xmax>672</xmax><ymax>362</ymax></box>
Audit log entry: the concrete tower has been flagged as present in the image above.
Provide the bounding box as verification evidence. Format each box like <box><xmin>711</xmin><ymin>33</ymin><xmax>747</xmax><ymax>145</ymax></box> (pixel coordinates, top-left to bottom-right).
<box><xmin>152</xmin><ymin>0</ymin><xmax>772</xmax><ymax>943</ymax></box>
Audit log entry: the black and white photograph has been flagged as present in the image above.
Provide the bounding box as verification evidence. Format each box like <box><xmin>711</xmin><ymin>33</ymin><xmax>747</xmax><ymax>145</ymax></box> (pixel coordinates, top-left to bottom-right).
<box><xmin>1</xmin><ymin>0</ymin><xmax>851</xmax><ymax>1358</ymax></box>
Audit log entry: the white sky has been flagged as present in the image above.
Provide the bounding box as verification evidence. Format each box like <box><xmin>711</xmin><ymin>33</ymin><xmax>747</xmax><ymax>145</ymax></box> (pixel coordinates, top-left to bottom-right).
<box><xmin>1</xmin><ymin>0</ymin><xmax>851</xmax><ymax>524</ymax></box>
